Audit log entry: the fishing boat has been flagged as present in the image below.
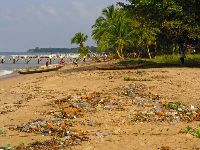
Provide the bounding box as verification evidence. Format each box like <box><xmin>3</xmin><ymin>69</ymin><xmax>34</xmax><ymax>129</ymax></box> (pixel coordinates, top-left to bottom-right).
<box><xmin>96</xmin><ymin>63</ymin><xmax>144</xmax><ymax>70</ymax></box>
<box><xmin>17</xmin><ymin>65</ymin><xmax>63</xmax><ymax>74</ymax></box>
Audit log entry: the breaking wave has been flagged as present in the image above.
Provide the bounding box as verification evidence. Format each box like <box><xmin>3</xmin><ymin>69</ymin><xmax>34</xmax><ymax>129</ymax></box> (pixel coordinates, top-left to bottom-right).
<box><xmin>0</xmin><ymin>70</ymin><xmax>13</xmax><ymax>78</ymax></box>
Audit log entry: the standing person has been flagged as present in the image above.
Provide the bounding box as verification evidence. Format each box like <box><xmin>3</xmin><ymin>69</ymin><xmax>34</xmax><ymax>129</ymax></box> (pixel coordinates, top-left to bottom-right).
<box><xmin>83</xmin><ymin>56</ymin><xmax>86</xmax><ymax>62</ymax></box>
<box><xmin>45</xmin><ymin>59</ymin><xmax>49</xmax><ymax>67</ymax></box>
<box><xmin>1</xmin><ymin>58</ymin><xmax>4</xmax><ymax>63</ymax></box>
<box><xmin>73</xmin><ymin>58</ymin><xmax>78</xmax><ymax>66</ymax></box>
<box><xmin>59</xmin><ymin>58</ymin><xmax>65</xmax><ymax>65</ymax></box>
<box><xmin>179</xmin><ymin>43</ymin><xmax>186</xmax><ymax>65</ymax></box>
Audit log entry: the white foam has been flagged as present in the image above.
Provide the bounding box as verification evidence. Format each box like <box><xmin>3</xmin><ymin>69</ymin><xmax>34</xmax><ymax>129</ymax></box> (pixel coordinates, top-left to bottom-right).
<box><xmin>0</xmin><ymin>70</ymin><xmax>13</xmax><ymax>77</ymax></box>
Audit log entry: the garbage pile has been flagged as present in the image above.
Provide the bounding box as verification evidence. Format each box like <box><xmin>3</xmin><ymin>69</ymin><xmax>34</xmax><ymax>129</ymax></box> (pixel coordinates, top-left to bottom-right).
<box><xmin>52</xmin><ymin>92</ymin><xmax>124</xmax><ymax>114</ymax></box>
<box><xmin>10</xmin><ymin>83</ymin><xmax>200</xmax><ymax>149</ymax></box>
<box><xmin>132</xmin><ymin>102</ymin><xmax>200</xmax><ymax>124</ymax></box>
<box><xmin>14</xmin><ymin>91</ymin><xmax>125</xmax><ymax>149</ymax></box>
<box><xmin>15</xmin><ymin>136</ymin><xmax>88</xmax><ymax>150</ymax></box>
<box><xmin>124</xmin><ymin>84</ymin><xmax>200</xmax><ymax>124</ymax></box>
<box><xmin>15</xmin><ymin>118</ymin><xmax>88</xmax><ymax>149</ymax></box>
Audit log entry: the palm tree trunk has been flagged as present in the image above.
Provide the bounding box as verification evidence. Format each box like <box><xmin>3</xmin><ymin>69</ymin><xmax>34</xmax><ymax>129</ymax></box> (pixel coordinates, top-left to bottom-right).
<box><xmin>80</xmin><ymin>43</ymin><xmax>84</xmax><ymax>48</ymax></box>
<box><xmin>116</xmin><ymin>48</ymin><xmax>123</xmax><ymax>59</ymax></box>
<box><xmin>147</xmin><ymin>45</ymin><xmax>152</xmax><ymax>59</ymax></box>
<box><xmin>172</xmin><ymin>43</ymin><xmax>175</xmax><ymax>55</ymax></box>
<box><xmin>119</xmin><ymin>45</ymin><xmax>124</xmax><ymax>60</ymax></box>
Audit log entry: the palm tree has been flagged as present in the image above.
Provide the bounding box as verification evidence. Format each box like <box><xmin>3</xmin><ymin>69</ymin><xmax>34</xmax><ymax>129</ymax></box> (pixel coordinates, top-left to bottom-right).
<box><xmin>71</xmin><ymin>32</ymin><xmax>99</xmax><ymax>59</ymax></box>
<box><xmin>71</xmin><ymin>32</ymin><xmax>88</xmax><ymax>48</ymax></box>
<box><xmin>71</xmin><ymin>32</ymin><xmax>90</xmax><ymax>58</ymax></box>
<box><xmin>92</xmin><ymin>5</ymin><xmax>137</xmax><ymax>59</ymax></box>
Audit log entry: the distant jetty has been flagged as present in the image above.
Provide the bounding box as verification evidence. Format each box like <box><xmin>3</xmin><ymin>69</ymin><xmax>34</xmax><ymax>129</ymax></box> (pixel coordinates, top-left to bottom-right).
<box><xmin>0</xmin><ymin>53</ymin><xmax>79</xmax><ymax>64</ymax></box>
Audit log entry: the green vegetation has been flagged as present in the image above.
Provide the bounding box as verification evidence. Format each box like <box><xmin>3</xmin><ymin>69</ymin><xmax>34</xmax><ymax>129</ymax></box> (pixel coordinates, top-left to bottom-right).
<box><xmin>0</xmin><ymin>128</ymin><xmax>3</xmax><ymax>135</ymax></box>
<box><xmin>136</xmin><ymin>70</ymin><xmax>146</xmax><ymax>75</ymax></box>
<box><xmin>71</xmin><ymin>32</ymin><xmax>88</xmax><ymax>49</ymax></box>
<box><xmin>116</xmin><ymin>54</ymin><xmax>200</xmax><ymax>67</ymax></box>
<box><xmin>71</xmin><ymin>32</ymin><xmax>89</xmax><ymax>57</ymax></box>
<box><xmin>27</xmin><ymin>46</ymin><xmax>97</xmax><ymax>54</ymax></box>
<box><xmin>27</xmin><ymin>47</ymin><xmax>79</xmax><ymax>53</ymax></box>
<box><xmin>184</xmin><ymin>126</ymin><xmax>192</xmax><ymax>133</ymax></box>
<box><xmin>119</xmin><ymin>0</ymin><xmax>200</xmax><ymax>56</ymax></box>
<box><xmin>193</xmin><ymin>125</ymin><xmax>200</xmax><ymax>138</ymax></box>
<box><xmin>67</xmin><ymin>1</ymin><xmax>200</xmax><ymax>62</ymax></box>
<box><xmin>154</xmin><ymin>54</ymin><xmax>200</xmax><ymax>65</ymax></box>
<box><xmin>92</xmin><ymin>5</ymin><xmax>140</xmax><ymax>59</ymax></box>
<box><xmin>70</xmin><ymin>32</ymin><xmax>99</xmax><ymax>59</ymax></box>
<box><xmin>182</xmin><ymin>124</ymin><xmax>200</xmax><ymax>138</ymax></box>
<box><xmin>166</xmin><ymin>102</ymin><xmax>181</xmax><ymax>110</ymax></box>
<box><xmin>154</xmin><ymin>55</ymin><xmax>181</xmax><ymax>64</ymax></box>
<box><xmin>88</xmin><ymin>1</ymin><xmax>200</xmax><ymax>60</ymax></box>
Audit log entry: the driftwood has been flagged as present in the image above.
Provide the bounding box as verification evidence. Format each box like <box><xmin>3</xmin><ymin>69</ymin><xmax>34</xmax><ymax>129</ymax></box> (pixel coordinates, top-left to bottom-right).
<box><xmin>96</xmin><ymin>63</ymin><xmax>144</xmax><ymax>70</ymax></box>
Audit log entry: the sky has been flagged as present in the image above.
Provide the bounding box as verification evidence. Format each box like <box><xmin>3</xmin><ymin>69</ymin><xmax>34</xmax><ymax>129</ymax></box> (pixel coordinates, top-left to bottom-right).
<box><xmin>0</xmin><ymin>0</ymin><xmax>126</xmax><ymax>52</ymax></box>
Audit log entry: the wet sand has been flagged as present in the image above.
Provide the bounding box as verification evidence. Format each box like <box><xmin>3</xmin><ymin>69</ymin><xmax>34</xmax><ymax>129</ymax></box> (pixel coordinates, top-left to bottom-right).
<box><xmin>0</xmin><ymin>62</ymin><xmax>199</xmax><ymax>149</ymax></box>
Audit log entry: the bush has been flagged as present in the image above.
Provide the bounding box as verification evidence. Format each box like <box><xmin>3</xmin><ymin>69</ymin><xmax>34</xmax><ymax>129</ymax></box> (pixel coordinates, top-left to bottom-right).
<box><xmin>117</xmin><ymin>54</ymin><xmax>200</xmax><ymax>67</ymax></box>
<box><xmin>153</xmin><ymin>55</ymin><xmax>180</xmax><ymax>64</ymax></box>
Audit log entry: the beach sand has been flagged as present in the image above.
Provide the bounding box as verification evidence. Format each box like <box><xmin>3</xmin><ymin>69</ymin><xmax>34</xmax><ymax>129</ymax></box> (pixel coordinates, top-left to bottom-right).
<box><xmin>0</xmin><ymin>62</ymin><xmax>199</xmax><ymax>149</ymax></box>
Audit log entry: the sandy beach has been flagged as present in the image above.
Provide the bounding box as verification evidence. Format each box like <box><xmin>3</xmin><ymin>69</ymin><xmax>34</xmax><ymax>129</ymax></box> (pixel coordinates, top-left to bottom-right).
<box><xmin>0</xmin><ymin>62</ymin><xmax>199</xmax><ymax>149</ymax></box>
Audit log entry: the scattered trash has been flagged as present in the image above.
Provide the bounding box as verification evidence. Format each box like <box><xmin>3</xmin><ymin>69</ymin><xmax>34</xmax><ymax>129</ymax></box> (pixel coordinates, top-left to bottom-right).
<box><xmin>6</xmin><ymin>84</ymin><xmax>200</xmax><ymax>149</ymax></box>
<box><xmin>160</xmin><ymin>146</ymin><xmax>171</xmax><ymax>150</ymax></box>
<box><xmin>95</xmin><ymin>132</ymin><xmax>112</xmax><ymax>137</ymax></box>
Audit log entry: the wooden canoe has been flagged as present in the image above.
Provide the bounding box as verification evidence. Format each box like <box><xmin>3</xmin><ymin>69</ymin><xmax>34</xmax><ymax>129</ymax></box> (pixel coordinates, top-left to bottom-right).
<box><xmin>96</xmin><ymin>63</ymin><xmax>144</xmax><ymax>70</ymax></box>
<box><xmin>18</xmin><ymin>65</ymin><xmax>63</xmax><ymax>74</ymax></box>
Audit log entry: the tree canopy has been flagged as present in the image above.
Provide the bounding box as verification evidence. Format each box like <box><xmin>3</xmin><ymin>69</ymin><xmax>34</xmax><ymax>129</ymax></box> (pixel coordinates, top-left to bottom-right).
<box><xmin>119</xmin><ymin>0</ymin><xmax>200</xmax><ymax>55</ymax></box>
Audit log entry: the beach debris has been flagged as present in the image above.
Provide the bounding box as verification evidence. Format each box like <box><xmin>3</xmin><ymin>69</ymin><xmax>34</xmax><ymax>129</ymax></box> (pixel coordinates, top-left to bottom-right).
<box><xmin>8</xmin><ymin>83</ymin><xmax>200</xmax><ymax>149</ymax></box>
<box><xmin>124</xmin><ymin>84</ymin><xmax>136</xmax><ymax>97</ymax></box>
<box><xmin>16</xmin><ymin>117</ymin><xmax>89</xmax><ymax>149</ymax></box>
<box><xmin>15</xmin><ymin>136</ymin><xmax>88</xmax><ymax>150</ymax></box>
<box><xmin>124</xmin><ymin>76</ymin><xmax>152</xmax><ymax>81</ymax></box>
<box><xmin>131</xmin><ymin>100</ymin><xmax>200</xmax><ymax>124</ymax></box>
<box><xmin>0</xmin><ymin>144</ymin><xmax>14</xmax><ymax>150</ymax></box>
<box><xmin>95</xmin><ymin>132</ymin><xmax>112</xmax><ymax>137</ymax></box>
<box><xmin>123</xmin><ymin>83</ymin><xmax>200</xmax><ymax>124</ymax></box>
<box><xmin>160</xmin><ymin>146</ymin><xmax>171</xmax><ymax>150</ymax></box>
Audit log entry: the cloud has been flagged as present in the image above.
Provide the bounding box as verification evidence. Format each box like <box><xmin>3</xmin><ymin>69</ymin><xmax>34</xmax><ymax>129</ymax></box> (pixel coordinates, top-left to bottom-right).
<box><xmin>26</xmin><ymin>5</ymin><xmax>59</xmax><ymax>19</ymax></box>
<box><xmin>71</xmin><ymin>1</ymin><xmax>89</xmax><ymax>17</ymax></box>
<box><xmin>43</xmin><ymin>6</ymin><xmax>57</xmax><ymax>16</ymax></box>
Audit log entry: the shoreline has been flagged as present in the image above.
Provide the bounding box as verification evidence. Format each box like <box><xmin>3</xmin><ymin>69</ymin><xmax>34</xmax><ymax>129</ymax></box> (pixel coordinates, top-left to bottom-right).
<box><xmin>0</xmin><ymin>70</ymin><xmax>18</xmax><ymax>79</ymax></box>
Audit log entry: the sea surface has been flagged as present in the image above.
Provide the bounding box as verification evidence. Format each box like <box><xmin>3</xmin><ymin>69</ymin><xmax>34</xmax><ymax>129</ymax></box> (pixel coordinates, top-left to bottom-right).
<box><xmin>0</xmin><ymin>52</ymin><xmax>79</xmax><ymax>78</ymax></box>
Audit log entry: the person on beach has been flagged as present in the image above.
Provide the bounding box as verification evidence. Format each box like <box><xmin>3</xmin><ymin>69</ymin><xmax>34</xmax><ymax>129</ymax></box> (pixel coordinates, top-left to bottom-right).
<box><xmin>1</xmin><ymin>58</ymin><xmax>4</xmax><ymax>63</ymax></box>
<box><xmin>83</xmin><ymin>56</ymin><xmax>86</xmax><ymax>62</ymax></box>
<box><xmin>179</xmin><ymin>43</ymin><xmax>186</xmax><ymax>65</ymax></box>
<box><xmin>45</xmin><ymin>59</ymin><xmax>49</xmax><ymax>67</ymax></box>
<box><xmin>59</xmin><ymin>58</ymin><xmax>65</xmax><ymax>65</ymax></box>
<box><xmin>73</xmin><ymin>58</ymin><xmax>78</xmax><ymax>66</ymax></box>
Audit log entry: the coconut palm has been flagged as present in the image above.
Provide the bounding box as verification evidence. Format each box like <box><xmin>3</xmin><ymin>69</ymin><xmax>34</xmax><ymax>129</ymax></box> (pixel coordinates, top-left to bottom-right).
<box><xmin>71</xmin><ymin>32</ymin><xmax>88</xmax><ymax>48</ymax></box>
<box><xmin>92</xmin><ymin>5</ymin><xmax>137</xmax><ymax>59</ymax></box>
<box><xmin>71</xmin><ymin>32</ymin><xmax>99</xmax><ymax>59</ymax></box>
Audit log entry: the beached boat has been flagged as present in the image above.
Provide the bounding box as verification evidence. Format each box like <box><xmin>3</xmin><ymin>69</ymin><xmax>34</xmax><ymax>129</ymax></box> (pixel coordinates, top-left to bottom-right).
<box><xmin>17</xmin><ymin>65</ymin><xmax>63</xmax><ymax>74</ymax></box>
<box><xmin>96</xmin><ymin>63</ymin><xmax>144</xmax><ymax>70</ymax></box>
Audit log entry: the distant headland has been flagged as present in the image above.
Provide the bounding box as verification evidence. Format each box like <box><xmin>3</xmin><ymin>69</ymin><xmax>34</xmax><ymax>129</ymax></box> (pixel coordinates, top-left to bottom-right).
<box><xmin>27</xmin><ymin>46</ymin><xmax>97</xmax><ymax>53</ymax></box>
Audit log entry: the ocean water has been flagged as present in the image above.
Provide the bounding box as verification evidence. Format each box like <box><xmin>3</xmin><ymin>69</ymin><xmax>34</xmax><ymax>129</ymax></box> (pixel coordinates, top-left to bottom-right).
<box><xmin>0</xmin><ymin>52</ymin><xmax>79</xmax><ymax>78</ymax></box>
